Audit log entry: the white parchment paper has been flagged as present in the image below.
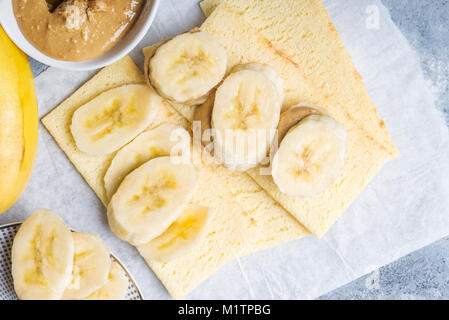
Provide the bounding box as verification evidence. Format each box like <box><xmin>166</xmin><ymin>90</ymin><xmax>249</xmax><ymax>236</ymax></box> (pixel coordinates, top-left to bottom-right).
<box><xmin>2</xmin><ymin>0</ymin><xmax>449</xmax><ymax>299</ymax></box>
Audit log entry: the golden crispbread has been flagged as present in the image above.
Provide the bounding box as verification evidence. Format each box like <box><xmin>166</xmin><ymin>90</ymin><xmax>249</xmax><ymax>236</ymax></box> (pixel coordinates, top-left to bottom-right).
<box><xmin>144</xmin><ymin>3</ymin><xmax>396</xmax><ymax>237</ymax></box>
<box><xmin>201</xmin><ymin>0</ymin><xmax>398</xmax><ymax>156</ymax></box>
<box><xmin>42</xmin><ymin>56</ymin><xmax>308</xmax><ymax>299</ymax></box>
<box><xmin>42</xmin><ymin>0</ymin><xmax>397</xmax><ymax>298</ymax></box>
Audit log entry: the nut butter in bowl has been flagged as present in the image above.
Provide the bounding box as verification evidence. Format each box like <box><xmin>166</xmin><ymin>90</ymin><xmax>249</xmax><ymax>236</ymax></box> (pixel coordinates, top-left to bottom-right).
<box><xmin>0</xmin><ymin>0</ymin><xmax>160</xmax><ymax>70</ymax></box>
<box><xmin>13</xmin><ymin>0</ymin><xmax>144</xmax><ymax>61</ymax></box>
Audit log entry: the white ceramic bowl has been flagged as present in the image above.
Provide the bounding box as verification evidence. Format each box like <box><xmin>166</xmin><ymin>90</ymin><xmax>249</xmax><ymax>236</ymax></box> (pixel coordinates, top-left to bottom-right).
<box><xmin>0</xmin><ymin>0</ymin><xmax>160</xmax><ymax>71</ymax></box>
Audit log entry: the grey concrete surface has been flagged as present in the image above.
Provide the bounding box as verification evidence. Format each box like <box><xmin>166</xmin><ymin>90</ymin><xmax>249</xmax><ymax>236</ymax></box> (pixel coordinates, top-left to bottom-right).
<box><xmin>25</xmin><ymin>0</ymin><xmax>449</xmax><ymax>300</ymax></box>
<box><xmin>320</xmin><ymin>0</ymin><xmax>449</xmax><ymax>300</ymax></box>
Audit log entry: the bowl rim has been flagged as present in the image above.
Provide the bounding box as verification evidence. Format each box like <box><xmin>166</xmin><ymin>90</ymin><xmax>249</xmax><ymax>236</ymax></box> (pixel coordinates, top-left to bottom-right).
<box><xmin>0</xmin><ymin>0</ymin><xmax>160</xmax><ymax>71</ymax></box>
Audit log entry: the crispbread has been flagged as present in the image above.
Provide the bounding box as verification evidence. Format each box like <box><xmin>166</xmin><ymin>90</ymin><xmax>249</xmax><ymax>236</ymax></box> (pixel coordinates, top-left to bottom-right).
<box><xmin>200</xmin><ymin>0</ymin><xmax>220</xmax><ymax>17</ymax></box>
<box><xmin>145</xmin><ymin>5</ymin><xmax>394</xmax><ymax>237</ymax></box>
<box><xmin>41</xmin><ymin>57</ymin><xmax>152</xmax><ymax>205</ymax></box>
<box><xmin>201</xmin><ymin>0</ymin><xmax>398</xmax><ymax>156</ymax></box>
<box><xmin>42</xmin><ymin>0</ymin><xmax>398</xmax><ymax>297</ymax></box>
<box><xmin>42</xmin><ymin>56</ymin><xmax>309</xmax><ymax>298</ymax></box>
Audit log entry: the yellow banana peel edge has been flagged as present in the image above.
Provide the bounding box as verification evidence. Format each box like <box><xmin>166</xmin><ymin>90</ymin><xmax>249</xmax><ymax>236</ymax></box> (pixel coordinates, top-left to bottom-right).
<box><xmin>0</xmin><ymin>26</ymin><xmax>38</xmax><ymax>214</ymax></box>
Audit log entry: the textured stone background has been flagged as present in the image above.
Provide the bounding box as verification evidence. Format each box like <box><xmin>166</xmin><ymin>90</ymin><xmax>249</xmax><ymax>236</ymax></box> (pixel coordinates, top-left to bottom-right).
<box><xmin>321</xmin><ymin>0</ymin><xmax>449</xmax><ymax>300</ymax></box>
<box><xmin>27</xmin><ymin>0</ymin><xmax>449</xmax><ymax>300</ymax></box>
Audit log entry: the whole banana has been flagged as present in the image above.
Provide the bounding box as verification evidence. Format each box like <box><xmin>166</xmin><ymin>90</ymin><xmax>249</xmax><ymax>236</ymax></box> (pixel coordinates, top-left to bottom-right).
<box><xmin>0</xmin><ymin>26</ymin><xmax>38</xmax><ymax>214</ymax></box>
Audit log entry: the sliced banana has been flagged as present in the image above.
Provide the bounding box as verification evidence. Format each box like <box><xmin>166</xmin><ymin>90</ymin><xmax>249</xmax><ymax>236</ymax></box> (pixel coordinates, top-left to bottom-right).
<box><xmin>149</xmin><ymin>31</ymin><xmax>227</xmax><ymax>105</ymax></box>
<box><xmin>231</xmin><ymin>63</ymin><xmax>284</xmax><ymax>103</ymax></box>
<box><xmin>71</xmin><ymin>84</ymin><xmax>160</xmax><ymax>156</ymax></box>
<box><xmin>212</xmin><ymin>64</ymin><xmax>283</xmax><ymax>171</ymax></box>
<box><xmin>11</xmin><ymin>209</ymin><xmax>74</xmax><ymax>300</ymax></box>
<box><xmin>62</xmin><ymin>232</ymin><xmax>111</xmax><ymax>300</ymax></box>
<box><xmin>107</xmin><ymin>156</ymin><xmax>198</xmax><ymax>246</ymax></box>
<box><xmin>104</xmin><ymin>124</ymin><xmax>191</xmax><ymax>200</ymax></box>
<box><xmin>272</xmin><ymin>115</ymin><xmax>347</xmax><ymax>197</ymax></box>
<box><xmin>84</xmin><ymin>261</ymin><xmax>128</xmax><ymax>300</ymax></box>
<box><xmin>137</xmin><ymin>205</ymin><xmax>213</xmax><ymax>262</ymax></box>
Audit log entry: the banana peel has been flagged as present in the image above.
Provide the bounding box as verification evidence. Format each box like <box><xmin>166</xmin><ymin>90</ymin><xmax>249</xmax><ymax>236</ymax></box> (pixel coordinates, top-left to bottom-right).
<box><xmin>0</xmin><ymin>26</ymin><xmax>38</xmax><ymax>214</ymax></box>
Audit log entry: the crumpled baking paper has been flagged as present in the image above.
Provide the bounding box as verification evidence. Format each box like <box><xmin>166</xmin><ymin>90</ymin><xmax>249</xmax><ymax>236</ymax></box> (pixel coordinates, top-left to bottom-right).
<box><xmin>2</xmin><ymin>0</ymin><xmax>449</xmax><ymax>299</ymax></box>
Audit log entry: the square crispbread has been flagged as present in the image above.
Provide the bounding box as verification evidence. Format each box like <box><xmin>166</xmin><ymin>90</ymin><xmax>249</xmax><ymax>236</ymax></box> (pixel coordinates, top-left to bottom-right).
<box><xmin>42</xmin><ymin>56</ymin><xmax>309</xmax><ymax>299</ymax></box>
<box><xmin>201</xmin><ymin>0</ymin><xmax>398</xmax><ymax>157</ymax></box>
<box><xmin>200</xmin><ymin>0</ymin><xmax>221</xmax><ymax>17</ymax></box>
<box><xmin>143</xmin><ymin>4</ymin><xmax>396</xmax><ymax>237</ymax></box>
<box><xmin>41</xmin><ymin>57</ymin><xmax>152</xmax><ymax>205</ymax></box>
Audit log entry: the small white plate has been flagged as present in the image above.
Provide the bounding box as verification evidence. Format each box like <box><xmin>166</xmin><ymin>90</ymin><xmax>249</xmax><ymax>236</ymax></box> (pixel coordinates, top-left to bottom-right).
<box><xmin>0</xmin><ymin>0</ymin><xmax>160</xmax><ymax>71</ymax></box>
<box><xmin>0</xmin><ymin>222</ymin><xmax>143</xmax><ymax>300</ymax></box>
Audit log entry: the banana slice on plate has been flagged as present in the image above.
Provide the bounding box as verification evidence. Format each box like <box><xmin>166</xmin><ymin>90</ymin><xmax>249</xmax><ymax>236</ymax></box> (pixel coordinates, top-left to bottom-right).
<box><xmin>62</xmin><ymin>232</ymin><xmax>111</xmax><ymax>300</ymax></box>
<box><xmin>272</xmin><ymin>114</ymin><xmax>347</xmax><ymax>198</ymax></box>
<box><xmin>84</xmin><ymin>261</ymin><xmax>128</xmax><ymax>300</ymax></box>
<box><xmin>104</xmin><ymin>124</ymin><xmax>191</xmax><ymax>200</ymax></box>
<box><xmin>107</xmin><ymin>156</ymin><xmax>198</xmax><ymax>246</ymax></box>
<box><xmin>11</xmin><ymin>209</ymin><xmax>74</xmax><ymax>300</ymax></box>
<box><xmin>137</xmin><ymin>205</ymin><xmax>213</xmax><ymax>262</ymax></box>
<box><xmin>71</xmin><ymin>84</ymin><xmax>161</xmax><ymax>156</ymax></box>
<box><xmin>212</xmin><ymin>64</ymin><xmax>283</xmax><ymax>171</ymax></box>
<box><xmin>148</xmin><ymin>31</ymin><xmax>227</xmax><ymax>105</ymax></box>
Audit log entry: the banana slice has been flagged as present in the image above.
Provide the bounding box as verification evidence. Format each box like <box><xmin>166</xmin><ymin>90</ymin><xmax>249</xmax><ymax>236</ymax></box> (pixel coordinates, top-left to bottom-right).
<box><xmin>137</xmin><ymin>205</ymin><xmax>213</xmax><ymax>262</ymax></box>
<box><xmin>84</xmin><ymin>261</ymin><xmax>128</xmax><ymax>300</ymax></box>
<box><xmin>149</xmin><ymin>31</ymin><xmax>227</xmax><ymax>105</ymax></box>
<box><xmin>212</xmin><ymin>64</ymin><xmax>283</xmax><ymax>171</ymax></box>
<box><xmin>104</xmin><ymin>124</ymin><xmax>191</xmax><ymax>200</ymax></box>
<box><xmin>107</xmin><ymin>156</ymin><xmax>198</xmax><ymax>246</ymax></box>
<box><xmin>231</xmin><ymin>63</ymin><xmax>284</xmax><ymax>103</ymax></box>
<box><xmin>11</xmin><ymin>209</ymin><xmax>74</xmax><ymax>300</ymax></box>
<box><xmin>62</xmin><ymin>232</ymin><xmax>111</xmax><ymax>300</ymax></box>
<box><xmin>70</xmin><ymin>84</ymin><xmax>160</xmax><ymax>156</ymax></box>
<box><xmin>272</xmin><ymin>115</ymin><xmax>347</xmax><ymax>197</ymax></box>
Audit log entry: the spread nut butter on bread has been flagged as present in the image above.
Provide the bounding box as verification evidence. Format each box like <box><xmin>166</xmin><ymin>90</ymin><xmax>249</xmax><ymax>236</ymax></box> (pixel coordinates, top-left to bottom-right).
<box><xmin>42</xmin><ymin>56</ymin><xmax>309</xmax><ymax>299</ymax></box>
<box><xmin>143</xmin><ymin>2</ymin><xmax>397</xmax><ymax>237</ymax></box>
<box><xmin>42</xmin><ymin>0</ymin><xmax>398</xmax><ymax>298</ymax></box>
